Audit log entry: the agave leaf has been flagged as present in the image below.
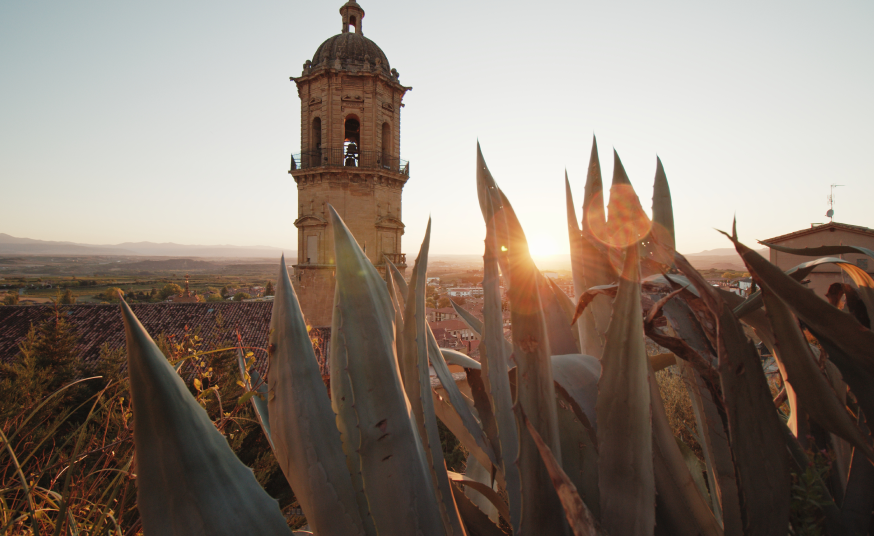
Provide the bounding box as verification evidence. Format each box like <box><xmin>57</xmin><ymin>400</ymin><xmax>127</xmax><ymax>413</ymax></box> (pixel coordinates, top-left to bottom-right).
<box><xmin>518</xmin><ymin>406</ymin><xmax>605</xmax><ymax>536</ymax></box>
<box><xmin>577</xmin><ymin>237</ymin><xmax>612</xmax><ymax>359</ymax></box>
<box><xmin>404</xmin><ymin>220</ymin><xmax>468</xmax><ymax>536</ymax></box>
<box><xmin>546</xmin><ymin>275</ymin><xmax>582</xmax><ymax>353</ymax></box>
<box><xmin>841</xmin><ymin>421</ymin><xmax>874</xmax><ymax>535</ymax></box>
<box><xmin>596</xmin><ymin>245</ymin><xmax>655</xmax><ymax>536</ymax></box>
<box><xmin>431</xmin><ymin>387</ymin><xmax>493</xmax><ymax>472</ymax></box>
<box><xmin>465</xmin><ymin>367</ymin><xmax>501</xmax><ymax>463</ymax></box>
<box><xmin>566</xmin><ymin>172</ymin><xmax>590</xmax><ymax>350</ymax></box>
<box><xmin>759</xmin><ymin>242</ymin><xmax>874</xmax><ymax>261</ymax></box>
<box><xmin>658</xmin><ymin>297</ymin><xmax>738</xmax><ymax>528</ymax></box>
<box><xmin>537</xmin><ymin>272</ymin><xmax>581</xmax><ymax>355</ymax></box>
<box><xmin>732</xmin><ymin>256</ymin><xmax>874</xmax><ymax>319</ymax></box>
<box><xmin>386</xmin><ymin>256</ymin><xmax>409</xmax><ymax>304</ymax></box>
<box><xmin>674</xmin><ymin>250</ymin><xmax>790</xmax><ymax>536</ymax></box>
<box><xmin>463</xmin><ymin>456</ymin><xmax>500</xmax><ymax>523</ymax></box>
<box><xmin>759</xmin><ymin>288</ymin><xmax>874</xmax><ymax>463</ymax></box>
<box><xmin>730</xmin><ymin>238</ymin><xmax>874</xmax><ymax>423</ymax></box>
<box><xmin>236</xmin><ymin>348</ymin><xmax>272</xmax><ymax>449</ymax></box>
<box><xmin>475</xmin><ymin>143</ymin><xmax>528</xmax><ymax>534</ymax></box>
<box><xmin>590</xmin><ymin>151</ymin><xmax>652</xmax><ymax>251</ymax></box>
<box><xmin>648</xmin><ymin>364</ymin><xmax>723</xmax><ymax>536</ymax></box>
<box><xmin>674</xmin><ymin>436</ymin><xmax>710</xmax><ymax>507</ymax></box>
<box><xmin>119</xmin><ymin>299</ymin><xmax>292</xmax><ymax>536</ymax></box>
<box><xmin>442</xmin><ymin>348</ymin><xmax>482</xmax><ymax>370</ymax></box>
<box><xmin>447</xmin><ymin>471</ymin><xmax>511</xmax><ymax>524</ymax></box>
<box><xmin>428</xmin><ymin>326</ymin><xmax>497</xmax><ymax>468</ymax></box>
<box><xmin>451</xmin><ymin>484</ymin><xmax>507</xmax><ymax>536</ymax></box>
<box><xmin>551</xmin><ymin>355</ymin><xmax>600</xmax><ymax>519</ymax></box>
<box><xmin>578</xmin><ymin>138</ymin><xmax>616</xmax><ymax>359</ymax></box>
<box><xmin>268</xmin><ymin>255</ymin><xmax>367</xmax><ymax>536</ymax></box>
<box><xmin>649</xmin><ymin>157</ymin><xmax>675</xmax><ymax>256</ymax></box>
<box><xmin>328</xmin><ymin>205</ymin><xmax>445</xmax><ymax>536</ymax></box>
<box><xmin>551</xmin><ymin>354</ymin><xmax>599</xmax><ymax>433</ymax></box>
<box><xmin>385</xmin><ymin>265</ymin><xmax>406</xmax><ymax>370</ymax></box>
<box><xmin>571</xmin><ymin>284</ymin><xmax>619</xmax><ymax>326</ymax></box>
<box><xmin>582</xmin><ymin>136</ymin><xmax>605</xmax><ymax>234</ymax></box>
<box><xmin>555</xmin><ymin>386</ymin><xmax>600</xmax><ymax>522</ymax></box>
<box><xmin>497</xmin><ymin>195</ymin><xmax>568</xmax><ymax>535</ymax></box>
<box><xmin>329</xmin><ymin>288</ymin><xmax>374</xmax><ymax>533</ymax></box>
<box><xmin>649</xmin><ymin>352</ymin><xmax>676</xmax><ymax>372</ymax></box>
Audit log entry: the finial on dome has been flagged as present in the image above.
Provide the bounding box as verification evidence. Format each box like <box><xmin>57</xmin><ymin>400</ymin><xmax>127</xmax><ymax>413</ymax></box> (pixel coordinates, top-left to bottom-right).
<box><xmin>340</xmin><ymin>1</ymin><xmax>365</xmax><ymax>35</ymax></box>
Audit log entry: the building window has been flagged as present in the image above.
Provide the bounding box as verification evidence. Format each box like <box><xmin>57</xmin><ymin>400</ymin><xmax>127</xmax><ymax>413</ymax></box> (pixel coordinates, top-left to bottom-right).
<box><xmin>349</xmin><ymin>16</ymin><xmax>357</xmax><ymax>33</ymax></box>
<box><xmin>858</xmin><ymin>258</ymin><xmax>869</xmax><ymax>271</ymax></box>
<box><xmin>307</xmin><ymin>235</ymin><xmax>319</xmax><ymax>264</ymax></box>
<box><xmin>344</xmin><ymin>117</ymin><xmax>360</xmax><ymax>167</ymax></box>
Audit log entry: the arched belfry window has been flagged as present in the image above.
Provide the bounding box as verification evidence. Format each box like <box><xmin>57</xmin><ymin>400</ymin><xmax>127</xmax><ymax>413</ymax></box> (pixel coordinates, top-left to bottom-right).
<box><xmin>344</xmin><ymin>117</ymin><xmax>360</xmax><ymax>167</ymax></box>
<box><xmin>381</xmin><ymin>122</ymin><xmax>392</xmax><ymax>169</ymax></box>
<box><xmin>349</xmin><ymin>16</ymin><xmax>357</xmax><ymax>33</ymax></box>
<box><xmin>310</xmin><ymin>117</ymin><xmax>322</xmax><ymax>166</ymax></box>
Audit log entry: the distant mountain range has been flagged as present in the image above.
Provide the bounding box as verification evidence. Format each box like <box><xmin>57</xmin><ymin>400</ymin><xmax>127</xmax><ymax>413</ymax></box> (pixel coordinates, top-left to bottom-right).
<box><xmin>0</xmin><ymin>234</ymin><xmax>292</xmax><ymax>258</ymax></box>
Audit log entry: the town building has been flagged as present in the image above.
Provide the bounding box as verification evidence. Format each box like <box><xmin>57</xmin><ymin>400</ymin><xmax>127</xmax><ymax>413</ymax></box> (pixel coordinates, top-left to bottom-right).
<box><xmin>764</xmin><ymin>222</ymin><xmax>874</xmax><ymax>300</ymax></box>
<box><xmin>288</xmin><ymin>0</ymin><xmax>411</xmax><ymax>328</ymax></box>
<box><xmin>448</xmin><ymin>288</ymin><xmax>484</xmax><ymax>298</ymax></box>
<box><xmin>167</xmin><ymin>274</ymin><xmax>201</xmax><ymax>303</ymax></box>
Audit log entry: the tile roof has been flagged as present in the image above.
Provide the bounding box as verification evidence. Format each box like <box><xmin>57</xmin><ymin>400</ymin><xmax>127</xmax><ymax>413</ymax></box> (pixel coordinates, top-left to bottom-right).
<box><xmin>0</xmin><ymin>303</ymin><xmax>274</xmax><ymax>373</ymax></box>
<box><xmin>429</xmin><ymin>319</ymin><xmax>470</xmax><ymax>331</ymax></box>
<box><xmin>763</xmin><ymin>221</ymin><xmax>874</xmax><ymax>244</ymax></box>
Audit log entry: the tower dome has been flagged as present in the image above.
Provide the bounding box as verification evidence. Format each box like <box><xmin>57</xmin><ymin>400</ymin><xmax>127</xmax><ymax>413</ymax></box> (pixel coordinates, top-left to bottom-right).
<box><xmin>311</xmin><ymin>33</ymin><xmax>390</xmax><ymax>73</ymax></box>
<box><xmin>307</xmin><ymin>1</ymin><xmax>391</xmax><ymax>74</ymax></box>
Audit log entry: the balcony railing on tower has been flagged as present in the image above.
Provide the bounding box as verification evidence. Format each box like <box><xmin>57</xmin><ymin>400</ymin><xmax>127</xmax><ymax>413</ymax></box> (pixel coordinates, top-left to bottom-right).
<box><xmin>290</xmin><ymin>148</ymin><xmax>409</xmax><ymax>176</ymax></box>
<box><xmin>382</xmin><ymin>253</ymin><xmax>406</xmax><ymax>266</ymax></box>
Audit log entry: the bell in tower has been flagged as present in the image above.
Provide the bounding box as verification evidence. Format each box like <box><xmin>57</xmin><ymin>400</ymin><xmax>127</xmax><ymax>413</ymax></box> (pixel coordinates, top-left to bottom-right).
<box><xmin>288</xmin><ymin>0</ymin><xmax>411</xmax><ymax>330</ymax></box>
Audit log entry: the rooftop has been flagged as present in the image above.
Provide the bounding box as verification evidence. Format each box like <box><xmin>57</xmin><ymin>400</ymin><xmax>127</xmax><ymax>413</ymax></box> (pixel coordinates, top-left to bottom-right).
<box><xmin>0</xmin><ymin>303</ymin><xmax>273</xmax><ymax>373</ymax></box>
<box><xmin>763</xmin><ymin>221</ymin><xmax>874</xmax><ymax>244</ymax></box>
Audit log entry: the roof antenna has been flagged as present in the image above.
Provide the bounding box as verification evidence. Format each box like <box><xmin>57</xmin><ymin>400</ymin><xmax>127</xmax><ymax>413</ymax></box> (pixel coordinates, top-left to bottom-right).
<box><xmin>826</xmin><ymin>184</ymin><xmax>844</xmax><ymax>222</ymax></box>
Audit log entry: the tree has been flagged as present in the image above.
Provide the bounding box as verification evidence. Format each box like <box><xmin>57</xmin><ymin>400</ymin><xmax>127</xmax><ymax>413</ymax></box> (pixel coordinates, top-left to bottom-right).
<box><xmin>233</xmin><ymin>292</ymin><xmax>251</xmax><ymax>302</ymax></box>
<box><xmin>25</xmin><ymin>303</ymin><xmax>81</xmax><ymax>387</ymax></box>
<box><xmin>3</xmin><ymin>293</ymin><xmax>19</xmax><ymax>306</ymax></box>
<box><xmin>437</xmin><ymin>296</ymin><xmax>451</xmax><ymax>308</ymax></box>
<box><xmin>265</xmin><ymin>281</ymin><xmax>275</xmax><ymax>296</ymax></box>
<box><xmin>220</xmin><ymin>286</ymin><xmax>230</xmax><ymax>298</ymax></box>
<box><xmin>452</xmin><ymin>296</ymin><xmax>467</xmax><ymax>306</ymax></box>
<box><xmin>102</xmin><ymin>287</ymin><xmax>124</xmax><ymax>301</ymax></box>
<box><xmin>59</xmin><ymin>289</ymin><xmax>76</xmax><ymax>305</ymax></box>
<box><xmin>159</xmin><ymin>283</ymin><xmax>183</xmax><ymax>300</ymax></box>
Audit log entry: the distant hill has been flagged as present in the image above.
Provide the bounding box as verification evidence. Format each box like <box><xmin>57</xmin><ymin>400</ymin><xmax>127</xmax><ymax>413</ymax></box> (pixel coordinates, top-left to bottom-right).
<box><xmin>119</xmin><ymin>258</ymin><xmax>219</xmax><ymax>271</ymax></box>
<box><xmin>0</xmin><ymin>234</ymin><xmax>135</xmax><ymax>255</ymax></box>
<box><xmin>0</xmin><ymin>234</ymin><xmax>292</xmax><ymax>258</ymax></box>
<box><xmin>683</xmin><ymin>247</ymin><xmax>768</xmax><ymax>271</ymax></box>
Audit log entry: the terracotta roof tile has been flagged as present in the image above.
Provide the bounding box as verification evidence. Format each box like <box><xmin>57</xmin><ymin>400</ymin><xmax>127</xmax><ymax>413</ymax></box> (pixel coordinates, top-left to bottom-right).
<box><xmin>0</xmin><ymin>303</ymin><xmax>274</xmax><ymax>373</ymax></box>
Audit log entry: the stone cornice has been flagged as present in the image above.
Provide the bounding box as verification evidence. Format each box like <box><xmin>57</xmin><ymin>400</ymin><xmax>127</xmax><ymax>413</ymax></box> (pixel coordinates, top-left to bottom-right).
<box><xmin>290</xmin><ymin>167</ymin><xmax>408</xmax><ymax>190</ymax></box>
<box><xmin>291</xmin><ymin>67</ymin><xmax>412</xmax><ymax>95</ymax></box>
<box><xmin>375</xmin><ymin>215</ymin><xmax>405</xmax><ymax>230</ymax></box>
<box><xmin>293</xmin><ymin>214</ymin><xmax>329</xmax><ymax>228</ymax></box>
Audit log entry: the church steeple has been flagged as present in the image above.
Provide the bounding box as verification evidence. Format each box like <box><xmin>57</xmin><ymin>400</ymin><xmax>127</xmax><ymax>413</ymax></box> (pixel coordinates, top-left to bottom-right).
<box><xmin>340</xmin><ymin>1</ymin><xmax>364</xmax><ymax>35</ymax></box>
<box><xmin>287</xmin><ymin>0</ymin><xmax>411</xmax><ymax>329</ymax></box>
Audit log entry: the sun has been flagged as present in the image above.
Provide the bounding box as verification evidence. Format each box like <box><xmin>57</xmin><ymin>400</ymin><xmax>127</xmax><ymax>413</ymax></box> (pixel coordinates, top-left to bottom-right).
<box><xmin>526</xmin><ymin>233</ymin><xmax>560</xmax><ymax>258</ymax></box>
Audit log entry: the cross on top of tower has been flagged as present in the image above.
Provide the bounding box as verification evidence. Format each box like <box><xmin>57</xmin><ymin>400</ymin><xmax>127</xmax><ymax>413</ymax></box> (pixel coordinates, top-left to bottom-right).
<box><xmin>340</xmin><ymin>0</ymin><xmax>365</xmax><ymax>35</ymax></box>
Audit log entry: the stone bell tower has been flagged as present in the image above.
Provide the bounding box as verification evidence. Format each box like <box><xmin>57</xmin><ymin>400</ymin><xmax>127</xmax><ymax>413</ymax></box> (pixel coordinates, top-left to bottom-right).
<box><xmin>289</xmin><ymin>0</ymin><xmax>411</xmax><ymax>328</ymax></box>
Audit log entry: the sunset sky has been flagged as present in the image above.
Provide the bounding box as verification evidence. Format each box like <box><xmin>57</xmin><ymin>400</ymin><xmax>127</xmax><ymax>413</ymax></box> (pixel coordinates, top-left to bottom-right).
<box><xmin>1</xmin><ymin>0</ymin><xmax>872</xmax><ymax>257</ymax></box>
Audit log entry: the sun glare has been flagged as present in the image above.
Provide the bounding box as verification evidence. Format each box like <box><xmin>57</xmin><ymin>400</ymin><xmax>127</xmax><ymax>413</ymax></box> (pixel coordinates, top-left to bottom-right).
<box><xmin>527</xmin><ymin>233</ymin><xmax>559</xmax><ymax>258</ymax></box>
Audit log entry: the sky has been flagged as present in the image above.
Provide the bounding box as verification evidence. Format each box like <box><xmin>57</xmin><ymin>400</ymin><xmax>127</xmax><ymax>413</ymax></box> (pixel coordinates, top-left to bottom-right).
<box><xmin>1</xmin><ymin>0</ymin><xmax>872</xmax><ymax>257</ymax></box>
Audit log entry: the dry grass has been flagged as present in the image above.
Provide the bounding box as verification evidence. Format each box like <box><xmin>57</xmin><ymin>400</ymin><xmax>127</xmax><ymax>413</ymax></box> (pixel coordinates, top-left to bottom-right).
<box><xmin>656</xmin><ymin>367</ymin><xmax>704</xmax><ymax>461</ymax></box>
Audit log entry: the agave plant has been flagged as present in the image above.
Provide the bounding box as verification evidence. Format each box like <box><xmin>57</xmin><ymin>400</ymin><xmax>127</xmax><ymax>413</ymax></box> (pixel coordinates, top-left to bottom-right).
<box><xmin>116</xmin><ymin>138</ymin><xmax>874</xmax><ymax>536</ymax></box>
